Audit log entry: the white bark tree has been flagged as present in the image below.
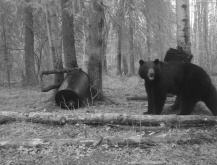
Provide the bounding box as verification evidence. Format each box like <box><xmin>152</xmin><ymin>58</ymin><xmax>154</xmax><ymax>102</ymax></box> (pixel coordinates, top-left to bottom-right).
<box><xmin>176</xmin><ymin>0</ymin><xmax>191</xmax><ymax>53</ymax></box>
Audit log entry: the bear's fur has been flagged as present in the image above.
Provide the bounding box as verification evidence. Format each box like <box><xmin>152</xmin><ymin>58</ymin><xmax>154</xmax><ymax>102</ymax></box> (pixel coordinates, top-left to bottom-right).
<box><xmin>138</xmin><ymin>59</ymin><xmax>217</xmax><ymax>115</ymax></box>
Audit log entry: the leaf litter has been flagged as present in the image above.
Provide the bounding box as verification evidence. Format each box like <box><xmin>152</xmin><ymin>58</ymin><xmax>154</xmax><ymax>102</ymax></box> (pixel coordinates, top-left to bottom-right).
<box><xmin>0</xmin><ymin>75</ymin><xmax>217</xmax><ymax>164</ymax></box>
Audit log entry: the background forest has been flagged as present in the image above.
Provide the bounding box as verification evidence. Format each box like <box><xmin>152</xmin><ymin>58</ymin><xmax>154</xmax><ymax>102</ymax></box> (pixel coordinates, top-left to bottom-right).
<box><xmin>1</xmin><ymin>0</ymin><xmax>217</xmax><ymax>86</ymax></box>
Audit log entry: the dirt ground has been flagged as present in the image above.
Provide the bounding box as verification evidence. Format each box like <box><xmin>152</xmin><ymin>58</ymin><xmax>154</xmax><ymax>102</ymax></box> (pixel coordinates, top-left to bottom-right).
<box><xmin>0</xmin><ymin>75</ymin><xmax>217</xmax><ymax>165</ymax></box>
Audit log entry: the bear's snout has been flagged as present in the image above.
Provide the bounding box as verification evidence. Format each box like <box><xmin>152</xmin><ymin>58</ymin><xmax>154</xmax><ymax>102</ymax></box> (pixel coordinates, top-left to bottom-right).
<box><xmin>147</xmin><ymin>68</ymin><xmax>155</xmax><ymax>80</ymax></box>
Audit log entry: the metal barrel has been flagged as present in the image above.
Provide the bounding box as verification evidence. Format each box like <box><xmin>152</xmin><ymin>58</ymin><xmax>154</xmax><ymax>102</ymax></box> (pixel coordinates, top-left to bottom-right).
<box><xmin>55</xmin><ymin>69</ymin><xmax>90</xmax><ymax>109</ymax></box>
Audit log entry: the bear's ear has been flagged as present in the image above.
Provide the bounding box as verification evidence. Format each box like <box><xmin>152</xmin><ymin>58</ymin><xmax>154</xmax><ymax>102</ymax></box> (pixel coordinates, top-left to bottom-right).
<box><xmin>139</xmin><ymin>60</ymin><xmax>145</xmax><ymax>65</ymax></box>
<box><xmin>154</xmin><ymin>59</ymin><xmax>159</xmax><ymax>65</ymax></box>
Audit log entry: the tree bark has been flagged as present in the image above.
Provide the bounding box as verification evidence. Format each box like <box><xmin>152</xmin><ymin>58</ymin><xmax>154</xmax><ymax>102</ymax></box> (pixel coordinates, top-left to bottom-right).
<box><xmin>1</xmin><ymin>12</ymin><xmax>11</xmax><ymax>87</ymax></box>
<box><xmin>116</xmin><ymin>0</ymin><xmax>124</xmax><ymax>76</ymax></box>
<box><xmin>0</xmin><ymin>111</ymin><xmax>216</xmax><ymax>127</ymax></box>
<box><xmin>176</xmin><ymin>0</ymin><xmax>191</xmax><ymax>53</ymax></box>
<box><xmin>45</xmin><ymin>1</ymin><xmax>64</xmax><ymax>96</ymax></box>
<box><xmin>61</xmin><ymin>0</ymin><xmax>78</xmax><ymax>69</ymax></box>
<box><xmin>122</xmin><ymin>55</ymin><xmax>128</xmax><ymax>75</ymax></box>
<box><xmin>103</xmin><ymin>55</ymin><xmax>108</xmax><ymax>74</ymax></box>
<box><xmin>86</xmin><ymin>0</ymin><xmax>104</xmax><ymax>100</ymax></box>
<box><xmin>116</xmin><ymin>31</ymin><xmax>122</xmax><ymax>75</ymax></box>
<box><xmin>24</xmin><ymin>1</ymin><xmax>37</xmax><ymax>86</ymax></box>
<box><xmin>202</xmin><ymin>0</ymin><xmax>210</xmax><ymax>72</ymax></box>
<box><xmin>128</xmin><ymin>0</ymin><xmax>135</xmax><ymax>76</ymax></box>
<box><xmin>142</xmin><ymin>0</ymin><xmax>151</xmax><ymax>61</ymax></box>
<box><xmin>102</xmin><ymin>20</ymin><xmax>110</xmax><ymax>74</ymax></box>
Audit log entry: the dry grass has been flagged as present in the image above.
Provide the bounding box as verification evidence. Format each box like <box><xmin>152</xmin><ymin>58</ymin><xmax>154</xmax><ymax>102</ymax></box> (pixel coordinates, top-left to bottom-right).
<box><xmin>0</xmin><ymin>75</ymin><xmax>217</xmax><ymax>165</ymax></box>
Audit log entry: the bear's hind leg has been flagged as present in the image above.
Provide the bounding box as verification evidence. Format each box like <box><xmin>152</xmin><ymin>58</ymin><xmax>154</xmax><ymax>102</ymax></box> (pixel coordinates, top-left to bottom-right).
<box><xmin>170</xmin><ymin>96</ymin><xmax>180</xmax><ymax>111</ymax></box>
<box><xmin>202</xmin><ymin>85</ymin><xmax>217</xmax><ymax>116</ymax></box>
<box><xmin>178</xmin><ymin>98</ymin><xmax>197</xmax><ymax>115</ymax></box>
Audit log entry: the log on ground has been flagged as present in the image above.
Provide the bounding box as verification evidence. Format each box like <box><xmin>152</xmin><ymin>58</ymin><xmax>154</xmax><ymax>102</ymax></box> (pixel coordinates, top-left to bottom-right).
<box><xmin>0</xmin><ymin>131</ymin><xmax>216</xmax><ymax>148</ymax></box>
<box><xmin>0</xmin><ymin>111</ymin><xmax>217</xmax><ymax>127</ymax></box>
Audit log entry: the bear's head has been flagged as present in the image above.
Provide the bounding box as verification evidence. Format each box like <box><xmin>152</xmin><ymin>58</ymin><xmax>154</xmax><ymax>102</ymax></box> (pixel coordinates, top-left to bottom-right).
<box><xmin>138</xmin><ymin>59</ymin><xmax>160</xmax><ymax>82</ymax></box>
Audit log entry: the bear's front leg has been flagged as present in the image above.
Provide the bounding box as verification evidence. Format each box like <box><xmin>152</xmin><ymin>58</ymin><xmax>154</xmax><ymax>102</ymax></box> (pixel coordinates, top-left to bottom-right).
<box><xmin>145</xmin><ymin>82</ymin><xmax>154</xmax><ymax>114</ymax></box>
<box><xmin>153</xmin><ymin>89</ymin><xmax>166</xmax><ymax>115</ymax></box>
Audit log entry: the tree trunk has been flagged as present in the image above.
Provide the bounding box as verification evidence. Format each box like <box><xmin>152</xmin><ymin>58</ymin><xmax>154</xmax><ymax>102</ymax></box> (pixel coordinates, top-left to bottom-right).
<box><xmin>86</xmin><ymin>0</ymin><xmax>104</xmax><ymax>100</ymax></box>
<box><xmin>143</xmin><ymin>0</ymin><xmax>151</xmax><ymax>61</ymax></box>
<box><xmin>102</xmin><ymin>20</ymin><xmax>110</xmax><ymax>74</ymax></box>
<box><xmin>197</xmin><ymin>1</ymin><xmax>203</xmax><ymax>67</ymax></box>
<box><xmin>116</xmin><ymin>31</ymin><xmax>122</xmax><ymax>75</ymax></box>
<box><xmin>1</xmin><ymin>13</ymin><xmax>11</xmax><ymax>88</ymax></box>
<box><xmin>103</xmin><ymin>55</ymin><xmax>108</xmax><ymax>74</ymax></box>
<box><xmin>146</xmin><ymin>22</ymin><xmax>151</xmax><ymax>61</ymax></box>
<box><xmin>128</xmin><ymin>0</ymin><xmax>135</xmax><ymax>76</ymax></box>
<box><xmin>176</xmin><ymin>0</ymin><xmax>191</xmax><ymax>53</ymax></box>
<box><xmin>156</xmin><ymin>1</ymin><xmax>165</xmax><ymax>61</ymax></box>
<box><xmin>61</xmin><ymin>0</ymin><xmax>78</xmax><ymax>69</ymax></box>
<box><xmin>192</xmin><ymin>0</ymin><xmax>198</xmax><ymax>64</ymax></box>
<box><xmin>122</xmin><ymin>54</ymin><xmax>128</xmax><ymax>75</ymax></box>
<box><xmin>24</xmin><ymin>1</ymin><xmax>37</xmax><ymax>86</ymax></box>
<box><xmin>45</xmin><ymin>1</ymin><xmax>64</xmax><ymax>96</ymax></box>
<box><xmin>116</xmin><ymin>0</ymin><xmax>124</xmax><ymax>76</ymax></box>
<box><xmin>202</xmin><ymin>0</ymin><xmax>210</xmax><ymax>73</ymax></box>
<box><xmin>82</xmin><ymin>19</ymin><xmax>88</xmax><ymax>72</ymax></box>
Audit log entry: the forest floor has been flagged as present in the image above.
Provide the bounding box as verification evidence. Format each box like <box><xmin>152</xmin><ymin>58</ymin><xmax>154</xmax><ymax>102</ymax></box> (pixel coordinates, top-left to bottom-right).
<box><xmin>0</xmin><ymin>74</ymin><xmax>217</xmax><ymax>165</ymax></box>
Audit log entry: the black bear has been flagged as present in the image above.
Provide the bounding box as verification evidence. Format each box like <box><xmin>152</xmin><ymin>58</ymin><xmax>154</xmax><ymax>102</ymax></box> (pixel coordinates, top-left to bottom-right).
<box><xmin>138</xmin><ymin>59</ymin><xmax>217</xmax><ymax>115</ymax></box>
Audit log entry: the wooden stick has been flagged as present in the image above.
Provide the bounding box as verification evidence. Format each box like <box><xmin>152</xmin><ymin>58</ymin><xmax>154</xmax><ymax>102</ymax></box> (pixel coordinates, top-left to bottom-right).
<box><xmin>41</xmin><ymin>84</ymin><xmax>61</xmax><ymax>92</ymax></box>
<box><xmin>41</xmin><ymin>68</ymin><xmax>80</xmax><ymax>75</ymax></box>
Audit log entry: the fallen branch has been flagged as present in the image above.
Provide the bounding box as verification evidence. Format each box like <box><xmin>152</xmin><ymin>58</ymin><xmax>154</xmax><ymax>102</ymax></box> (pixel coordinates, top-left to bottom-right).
<box><xmin>127</xmin><ymin>95</ymin><xmax>175</xmax><ymax>102</ymax></box>
<box><xmin>130</xmin><ymin>160</ymin><xmax>167</xmax><ymax>165</ymax></box>
<box><xmin>0</xmin><ymin>131</ymin><xmax>216</xmax><ymax>148</ymax></box>
<box><xmin>41</xmin><ymin>84</ymin><xmax>61</xmax><ymax>92</ymax></box>
<box><xmin>107</xmin><ymin>124</ymin><xmax>169</xmax><ymax>132</ymax></box>
<box><xmin>0</xmin><ymin>111</ymin><xmax>217</xmax><ymax>127</ymax></box>
<box><xmin>41</xmin><ymin>68</ymin><xmax>80</xmax><ymax>75</ymax></box>
<box><xmin>0</xmin><ymin>115</ymin><xmax>14</xmax><ymax>124</ymax></box>
<box><xmin>127</xmin><ymin>96</ymin><xmax>147</xmax><ymax>101</ymax></box>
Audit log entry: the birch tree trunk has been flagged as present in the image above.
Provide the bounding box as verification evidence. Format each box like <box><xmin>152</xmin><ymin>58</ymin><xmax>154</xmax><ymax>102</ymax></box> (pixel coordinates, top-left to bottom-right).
<box><xmin>86</xmin><ymin>0</ymin><xmax>104</xmax><ymax>99</ymax></box>
<box><xmin>45</xmin><ymin>1</ymin><xmax>64</xmax><ymax>96</ymax></box>
<box><xmin>128</xmin><ymin>0</ymin><xmax>135</xmax><ymax>76</ymax></box>
<box><xmin>24</xmin><ymin>1</ymin><xmax>37</xmax><ymax>86</ymax></box>
<box><xmin>176</xmin><ymin>0</ymin><xmax>191</xmax><ymax>53</ymax></box>
<box><xmin>61</xmin><ymin>0</ymin><xmax>78</xmax><ymax>69</ymax></box>
<box><xmin>192</xmin><ymin>0</ymin><xmax>199</xmax><ymax>63</ymax></box>
<box><xmin>197</xmin><ymin>1</ymin><xmax>203</xmax><ymax>67</ymax></box>
<box><xmin>202</xmin><ymin>0</ymin><xmax>211</xmax><ymax>72</ymax></box>
<box><xmin>143</xmin><ymin>0</ymin><xmax>151</xmax><ymax>61</ymax></box>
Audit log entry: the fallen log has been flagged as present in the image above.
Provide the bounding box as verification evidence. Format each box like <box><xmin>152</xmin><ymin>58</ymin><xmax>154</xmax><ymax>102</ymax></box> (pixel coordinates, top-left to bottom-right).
<box><xmin>0</xmin><ymin>111</ymin><xmax>217</xmax><ymax>127</ymax></box>
<box><xmin>0</xmin><ymin>115</ymin><xmax>15</xmax><ymax>124</ymax></box>
<box><xmin>0</xmin><ymin>131</ymin><xmax>216</xmax><ymax>148</ymax></box>
<box><xmin>41</xmin><ymin>84</ymin><xmax>61</xmax><ymax>92</ymax></box>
